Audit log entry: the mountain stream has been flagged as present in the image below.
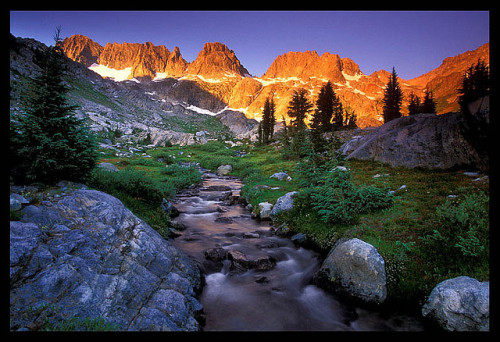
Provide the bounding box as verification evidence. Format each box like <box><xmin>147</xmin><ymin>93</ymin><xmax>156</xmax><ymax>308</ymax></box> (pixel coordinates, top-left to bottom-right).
<box><xmin>172</xmin><ymin>171</ymin><xmax>425</xmax><ymax>331</ymax></box>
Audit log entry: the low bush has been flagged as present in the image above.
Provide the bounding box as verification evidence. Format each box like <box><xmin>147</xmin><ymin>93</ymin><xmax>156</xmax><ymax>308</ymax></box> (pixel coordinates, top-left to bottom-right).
<box><xmin>161</xmin><ymin>164</ymin><xmax>202</xmax><ymax>189</ymax></box>
<box><xmin>419</xmin><ymin>191</ymin><xmax>489</xmax><ymax>272</ymax></box>
<box><xmin>88</xmin><ymin>168</ymin><xmax>173</xmax><ymax>203</ymax></box>
<box><xmin>294</xmin><ymin>156</ymin><xmax>393</xmax><ymax>226</ymax></box>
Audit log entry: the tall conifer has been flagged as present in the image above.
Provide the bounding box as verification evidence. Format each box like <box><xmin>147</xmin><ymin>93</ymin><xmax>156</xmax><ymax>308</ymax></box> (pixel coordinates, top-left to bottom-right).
<box><xmin>10</xmin><ymin>27</ymin><xmax>97</xmax><ymax>184</ymax></box>
<box><xmin>287</xmin><ymin>88</ymin><xmax>313</xmax><ymax>131</ymax></box>
<box><xmin>261</xmin><ymin>97</ymin><xmax>276</xmax><ymax>144</ymax></box>
<box><xmin>382</xmin><ymin>67</ymin><xmax>403</xmax><ymax>123</ymax></box>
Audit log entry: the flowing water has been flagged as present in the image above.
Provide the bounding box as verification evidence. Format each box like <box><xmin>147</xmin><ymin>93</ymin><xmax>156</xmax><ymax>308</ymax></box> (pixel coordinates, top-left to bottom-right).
<box><xmin>172</xmin><ymin>171</ymin><xmax>425</xmax><ymax>331</ymax></box>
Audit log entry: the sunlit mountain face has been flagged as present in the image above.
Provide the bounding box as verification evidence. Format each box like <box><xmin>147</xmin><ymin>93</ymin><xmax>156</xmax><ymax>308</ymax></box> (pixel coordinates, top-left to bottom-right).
<box><xmin>60</xmin><ymin>35</ymin><xmax>489</xmax><ymax>128</ymax></box>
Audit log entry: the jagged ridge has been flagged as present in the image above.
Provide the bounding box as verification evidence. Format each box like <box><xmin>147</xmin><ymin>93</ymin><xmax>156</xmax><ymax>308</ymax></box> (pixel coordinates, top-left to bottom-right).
<box><xmin>60</xmin><ymin>35</ymin><xmax>489</xmax><ymax>128</ymax></box>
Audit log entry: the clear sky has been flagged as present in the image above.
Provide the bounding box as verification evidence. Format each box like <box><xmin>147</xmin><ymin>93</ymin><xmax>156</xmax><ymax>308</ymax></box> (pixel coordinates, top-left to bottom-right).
<box><xmin>10</xmin><ymin>10</ymin><xmax>489</xmax><ymax>79</ymax></box>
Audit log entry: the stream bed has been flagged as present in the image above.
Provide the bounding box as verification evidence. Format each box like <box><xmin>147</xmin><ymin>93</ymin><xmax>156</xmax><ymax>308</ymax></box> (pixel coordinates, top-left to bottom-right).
<box><xmin>172</xmin><ymin>171</ymin><xmax>425</xmax><ymax>331</ymax></box>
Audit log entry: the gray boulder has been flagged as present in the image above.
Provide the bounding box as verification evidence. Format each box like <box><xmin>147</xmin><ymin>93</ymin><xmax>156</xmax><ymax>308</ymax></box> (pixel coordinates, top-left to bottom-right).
<box><xmin>314</xmin><ymin>238</ymin><xmax>387</xmax><ymax>305</ymax></box>
<box><xmin>258</xmin><ymin>202</ymin><xmax>273</xmax><ymax>220</ymax></box>
<box><xmin>97</xmin><ymin>162</ymin><xmax>120</xmax><ymax>172</ymax></box>
<box><xmin>341</xmin><ymin>112</ymin><xmax>485</xmax><ymax>170</ymax></box>
<box><xmin>10</xmin><ymin>189</ymin><xmax>202</xmax><ymax>331</ymax></box>
<box><xmin>216</xmin><ymin>164</ymin><xmax>233</xmax><ymax>176</ymax></box>
<box><xmin>270</xmin><ymin>172</ymin><xmax>292</xmax><ymax>181</ymax></box>
<box><xmin>10</xmin><ymin>193</ymin><xmax>29</xmax><ymax>211</ymax></box>
<box><xmin>270</xmin><ymin>191</ymin><xmax>298</xmax><ymax>218</ymax></box>
<box><xmin>422</xmin><ymin>276</ymin><xmax>489</xmax><ymax>331</ymax></box>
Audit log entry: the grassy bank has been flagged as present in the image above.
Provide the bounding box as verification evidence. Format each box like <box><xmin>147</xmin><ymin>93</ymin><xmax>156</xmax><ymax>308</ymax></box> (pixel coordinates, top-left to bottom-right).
<box><xmin>89</xmin><ymin>139</ymin><xmax>489</xmax><ymax>307</ymax></box>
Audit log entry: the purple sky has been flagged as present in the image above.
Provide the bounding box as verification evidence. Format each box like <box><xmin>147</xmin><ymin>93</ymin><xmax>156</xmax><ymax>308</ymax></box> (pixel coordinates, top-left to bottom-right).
<box><xmin>10</xmin><ymin>10</ymin><xmax>489</xmax><ymax>79</ymax></box>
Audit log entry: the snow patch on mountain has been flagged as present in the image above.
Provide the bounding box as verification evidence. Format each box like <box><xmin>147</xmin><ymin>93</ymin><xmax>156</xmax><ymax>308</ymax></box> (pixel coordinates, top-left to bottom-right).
<box><xmin>88</xmin><ymin>64</ymin><xmax>132</xmax><ymax>82</ymax></box>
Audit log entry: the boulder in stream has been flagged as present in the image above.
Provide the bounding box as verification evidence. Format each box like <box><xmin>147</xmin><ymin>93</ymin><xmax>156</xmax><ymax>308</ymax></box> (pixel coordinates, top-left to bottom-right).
<box><xmin>314</xmin><ymin>238</ymin><xmax>387</xmax><ymax>306</ymax></box>
<box><xmin>258</xmin><ymin>202</ymin><xmax>273</xmax><ymax>220</ymax></box>
<box><xmin>227</xmin><ymin>250</ymin><xmax>276</xmax><ymax>273</ymax></box>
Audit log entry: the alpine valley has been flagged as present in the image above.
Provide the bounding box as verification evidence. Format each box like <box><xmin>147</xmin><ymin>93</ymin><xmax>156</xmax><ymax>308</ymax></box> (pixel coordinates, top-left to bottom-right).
<box><xmin>10</xmin><ymin>33</ymin><xmax>489</xmax><ymax>145</ymax></box>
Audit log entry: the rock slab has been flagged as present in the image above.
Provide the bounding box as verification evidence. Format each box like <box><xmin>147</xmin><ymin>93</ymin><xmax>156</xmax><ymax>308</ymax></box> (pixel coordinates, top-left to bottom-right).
<box><xmin>10</xmin><ymin>189</ymin><xmax>203</xmax><ymax>331</ymax></box>
<box><xmin>341</xmin><ymin>112</ymin><xmax>484</xmax><ymax>170</ymax></box>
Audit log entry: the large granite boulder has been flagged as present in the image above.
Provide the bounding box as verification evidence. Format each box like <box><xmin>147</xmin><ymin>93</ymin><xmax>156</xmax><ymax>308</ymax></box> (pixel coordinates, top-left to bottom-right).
<box><xmin>341</xmin><ymin>112</ymin><xmax>485</xmax><ymax>170</ymax></box>
<box><xmin>10</xmin><ymin>189</ymin><xmax>203</xmax><ymax>331</ymax></box>
<box><xmin>422</xmin><ymin>276</ymin><xmax>489</xmax><ymax>331</ymax></box>
<box><xmin>270</xmin><ymin>191</ymin><xmax>298</xmax><ymax>218</ymax></box>
<box><xmin>314</xmin><ymin>238</ymin><xmax>387</xmax><ymax>306</ymax></box>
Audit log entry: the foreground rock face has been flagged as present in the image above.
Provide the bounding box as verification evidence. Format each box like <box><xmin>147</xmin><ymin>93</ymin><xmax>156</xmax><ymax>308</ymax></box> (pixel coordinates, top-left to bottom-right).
<box><xmin>314</xmin><ymin>238</ymin><xmax>387</xmax><ymax>306</ymax></box>
<box><xmin>422</xmin><ymin>276</ymin><xmax>489</xmax><ymax>331</ymax></box>
<box><xmin>341</xmin><ymin>112</ymin><xmax>484</xmax><ymax>170</ymax></box>
<box><xmin>10</xmin><ymin>189</ymin><xmax>203</xmax><ymax>331</ymax></box>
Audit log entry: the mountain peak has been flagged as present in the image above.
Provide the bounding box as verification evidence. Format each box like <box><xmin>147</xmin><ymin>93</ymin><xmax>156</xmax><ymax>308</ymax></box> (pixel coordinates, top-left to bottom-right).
<box><xmin>262</xmin><ymin>50</ymin><xmax>352</xmax><ymax>82</ymax></box>
<box><xmin>187</xmin><ymin>42</ymin><xmax>250</xmax><ymax>79</ymax></box>
<box><xmin>60</xmin><ymin>35</ymin><xmax>103</xmax><ymax>67</ymax></box>
<box><xmin>60</xmin><ymin>35</ymin><xmax>189</xmax><ymax>79</ymax></box>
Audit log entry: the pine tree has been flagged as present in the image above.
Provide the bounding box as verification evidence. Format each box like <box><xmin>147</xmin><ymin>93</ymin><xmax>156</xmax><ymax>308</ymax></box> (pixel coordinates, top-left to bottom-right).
<box><xmin>332</xmin><ymin>92</ymin><xmax>344</xmax><ymax>130</ymax></box>
<box><xmin>457</xmin><ymin>60</ymin><xmax>490</xmax><ymax>170</ymax></box>
<box><xmin>382</xmin><ymin>67</ymin><xmax>403</xmax><ymax>123</ymax></box>
<box><xmin>261</xmin><ymin>97</ymin><xmax>276</xmax><ymax>144</ymax></box>
<box><xmin>420</xmin><ymin>89</ymin><xmax>437</xmax><ymax>114</ymax></box>
<box><xmin>458</xmin><ymin>60</ymin><xmax>490</xmax><ymax>116</ymax></box>
<box><xmin>269</xmin><ymin>97</ymin><xmax>276</xmax><ymax>140</ymax></box>
<box><xmin>407</xmin><ymin>92</ymin><xmax>421</xmax><ymax>115</ymax></box>
<box><xmin>10</xmin><ymin>27</ymin><xmax>98</xmax><ymax>185</ymax></box>
<box><xmin>286</xmin><ymin>88</ymin><xmax>313</xmax><ymax>159</ymax></box>
<box><xmin>257</xmin><ymin>121</ymin><xmax>263</xmax><ymax>144</ymax></box>
<box><xmin>344</xmin><ymin>107</ymin><xmax>358</xmax><ymax>129</ymax></box>
<box><xmin>287</xmin><ymin>88</ymin><xmax>313</xmax><ymax>131</ymax></box>
<box><xmin>312</xmin><ymin>81</ymin><xmax>334</xmax><ymax>132</ymax></box>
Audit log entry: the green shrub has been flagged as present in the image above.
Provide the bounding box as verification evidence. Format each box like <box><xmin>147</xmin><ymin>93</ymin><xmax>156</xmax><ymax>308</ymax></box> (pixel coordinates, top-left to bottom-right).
<box><xmin>88</xmin><ymin>168</ymin><xmax>173</xmax><ymax>202</ymax></box>
<box><xmin>294</xmin><ymin>159</ymin><xmax>393</xmax><ymax>226</ymax></box>
<box><xmin>161</xmin><ymin>164</ymin><xmax>202</xmax><ymax>189</ymax></box>
<box><xmin>421</xmin><ymin>192</ymin><xmax>489</xmax><ymax>262</ymax></box>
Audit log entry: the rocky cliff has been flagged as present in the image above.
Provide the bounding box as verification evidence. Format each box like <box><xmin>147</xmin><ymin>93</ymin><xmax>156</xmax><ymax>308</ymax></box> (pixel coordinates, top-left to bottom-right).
<box><xmin>406</xmin><ymin>43</ymin><xmax>490</xmax><ymax>114</ymax></box>
<box><xmin>11</xmin><ymin>35</ymin><xmax>246</xmax><ymax>147</ymax></box>
<box><xmin>186</xmin><ymin>42</ymin><xmax>250</xmax><ymax>79</ymax></box>
<box><xmin>59</xmin><ymin>34</ymin><xmax>489</xmax><ymax>129</ymax></box>
<box><xmin>10</xmin><ymin>186</ymin><xmax>203</xmax><ymax>331</ymax></box>
<box><xmin>60</xmin><ymin>36</ymin><xmax>189</xmax><ymax>79</ymax></box>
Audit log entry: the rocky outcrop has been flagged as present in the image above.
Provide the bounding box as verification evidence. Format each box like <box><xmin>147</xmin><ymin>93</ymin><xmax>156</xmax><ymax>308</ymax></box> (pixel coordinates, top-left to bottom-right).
<box><xmin>215</xmin><ymin>109</ymin><xmax>258</xmax><ymax>138</ymax></box>
<box><xmin>422</xmin><ymin>276</ymin><xmax>489</xmax><ymax>331</ymax></box>
<box><xmin>314</xmin><ymin>238</ymin><xmax>387</xmax><ymax>306</ymax></box>
<box><xmin>341</xmin><ymin>112</ymin><xmax>485</xmax><ymax>170</ymax></box>
<box><xmin>10</xmin><ymin>189</ymin><xmax>203</xmax><ymax>331</ymax></box>
<box><xmin>59</xmin><ymin>34</ymin><xmax>489</xmax><ymax>129</ymax></box>
<box><xmin>59</xmin><ymin>34</ymin><xmax>103</xmax><ymax>67</ymax></box>
<box><xmin>263</xmin><ymin>50</ymin><xmax>348</xmax><ymax>82</ymax></box>
<box><xmin>216</xmin><ymin>164</ymin><xmax>233</xmax><ymax>176</ymax></box>
<box><xmin>258</xmin><ymin>202</ymin><xmax>273</xmax><ymax>220</ymax></box>
<box><xmin>407</xmin><ymin>43</ymin><xmax>489</xmax><ymax>114</ymax></box>
<box><xmin>60</xmin><ymin>37</ymin><xmax>189</xmax><ymax>80</ymax></box>
<box><xmin>186</xmin><ymin>42</ymin><xmax>250</xmax><ymax>79</ymax></box>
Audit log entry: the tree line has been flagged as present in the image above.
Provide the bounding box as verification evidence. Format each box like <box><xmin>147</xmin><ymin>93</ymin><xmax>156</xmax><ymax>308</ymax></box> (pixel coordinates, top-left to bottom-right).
<box><xmin>259</xmin><ymin>60</ymin><xmax>489</xmax><ymax>152</ymax></box>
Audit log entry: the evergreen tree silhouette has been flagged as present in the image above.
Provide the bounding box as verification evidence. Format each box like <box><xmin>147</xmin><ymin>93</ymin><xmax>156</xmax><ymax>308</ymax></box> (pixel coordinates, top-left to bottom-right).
<box><xmin>382</xmin><ymin>67</ymin><xmax>403</xmax><ymax>123</ymax></box>
<box><xmin>10</xmin><ymin>27</ymin><xmax>97</xmax><ymax>184</ymax></box>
